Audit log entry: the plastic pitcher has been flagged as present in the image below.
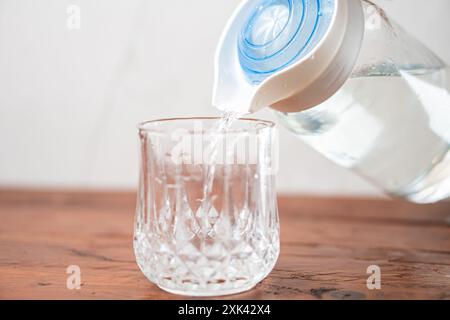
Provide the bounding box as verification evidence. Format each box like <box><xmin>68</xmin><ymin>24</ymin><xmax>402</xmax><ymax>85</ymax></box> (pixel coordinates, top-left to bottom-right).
<box><xmin>213</xmin><ymin>0</ymin><xmax>450</xmax><ymax>203</ymax></box>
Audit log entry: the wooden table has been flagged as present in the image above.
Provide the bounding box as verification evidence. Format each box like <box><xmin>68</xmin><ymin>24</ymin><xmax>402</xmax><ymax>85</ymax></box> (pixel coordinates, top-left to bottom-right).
<box><xmin>0</xmin><ymin>190</ymin><xmax>449</xmax><ymax>300</ymax></box>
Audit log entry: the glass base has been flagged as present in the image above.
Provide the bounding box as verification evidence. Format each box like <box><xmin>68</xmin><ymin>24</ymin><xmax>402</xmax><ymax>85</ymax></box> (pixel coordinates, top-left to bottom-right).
<box><xmin>157</xmin><ymin>282</ymin><xmax>259</xmax><ymax>297</ymax></box>
<box><xmin>391</xmin><ymin>149</ymin><xmax>450</xmax><ymax>204</ymax></box>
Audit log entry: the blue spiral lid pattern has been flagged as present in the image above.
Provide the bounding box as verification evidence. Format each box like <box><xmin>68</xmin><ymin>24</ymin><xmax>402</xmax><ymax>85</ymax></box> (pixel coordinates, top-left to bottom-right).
<box><xmin>238</xmin><ymin>0</ymin><xmax>335</xmax><ymax>84</ymax></box>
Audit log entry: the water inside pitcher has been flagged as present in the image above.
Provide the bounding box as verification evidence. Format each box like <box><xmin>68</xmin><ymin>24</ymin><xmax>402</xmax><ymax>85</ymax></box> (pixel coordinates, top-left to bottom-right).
<box><xmin>213</xmin><ymin>0</ymin><xmax>450</xmax><ymax>203</ymax></box>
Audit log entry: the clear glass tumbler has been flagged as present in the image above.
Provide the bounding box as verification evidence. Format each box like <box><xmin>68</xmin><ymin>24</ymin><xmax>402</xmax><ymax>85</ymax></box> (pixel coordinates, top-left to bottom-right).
<box><xmin>134</xmin><ymin>117</ymin><xmax>280</xmax><ymax>296</ymax></box>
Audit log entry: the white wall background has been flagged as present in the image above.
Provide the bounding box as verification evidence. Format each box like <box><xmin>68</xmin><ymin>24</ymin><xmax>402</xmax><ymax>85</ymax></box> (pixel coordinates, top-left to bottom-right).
<box><xmin>0</xmin><ymin>0</ymin><xmax>449</xmax><ymax>195</ymax></box>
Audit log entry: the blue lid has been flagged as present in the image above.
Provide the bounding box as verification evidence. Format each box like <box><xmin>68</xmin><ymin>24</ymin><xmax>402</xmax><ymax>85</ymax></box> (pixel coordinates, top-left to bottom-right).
<box><xmin>238</xmin><ymin>0</ymin><xmax>335</xmax><ymax>84</ymax></box>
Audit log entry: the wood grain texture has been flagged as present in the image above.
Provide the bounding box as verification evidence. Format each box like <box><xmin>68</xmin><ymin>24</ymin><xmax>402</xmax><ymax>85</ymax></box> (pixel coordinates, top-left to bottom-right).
<box><xmin>0</xmin><ymin>190</ymin><xmax>449</xmax><ymax>300</ymax></box>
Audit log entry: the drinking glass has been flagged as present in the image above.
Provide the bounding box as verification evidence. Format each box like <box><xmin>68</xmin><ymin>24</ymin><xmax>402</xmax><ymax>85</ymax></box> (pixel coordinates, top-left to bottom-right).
<box><xmin>134</xmin><ymin>117</ymin><xmax>279</xmax><ymax>296</ymax></box>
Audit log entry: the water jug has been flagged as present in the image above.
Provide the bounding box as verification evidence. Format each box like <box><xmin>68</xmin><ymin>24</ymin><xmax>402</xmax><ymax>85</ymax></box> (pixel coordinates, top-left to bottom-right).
<box><xmin>213</xmin><ymin>0</ymin><xmax>450</xmax><ymax>203</ymax></box>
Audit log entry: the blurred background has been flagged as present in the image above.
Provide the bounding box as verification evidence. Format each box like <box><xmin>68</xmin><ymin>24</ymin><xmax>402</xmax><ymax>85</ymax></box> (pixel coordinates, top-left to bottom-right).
<box><xmin>0</xmin><ymin>0</ymin><xmax>449</xmax><ymax>196</ymax></box>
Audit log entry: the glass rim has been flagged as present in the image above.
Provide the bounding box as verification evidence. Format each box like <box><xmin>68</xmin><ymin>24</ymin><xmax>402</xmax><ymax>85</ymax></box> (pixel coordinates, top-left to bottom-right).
<box><xmin>138</xmin><ymin>117</ymin><xmax>276</xmax><ymax>134</ymax></box>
